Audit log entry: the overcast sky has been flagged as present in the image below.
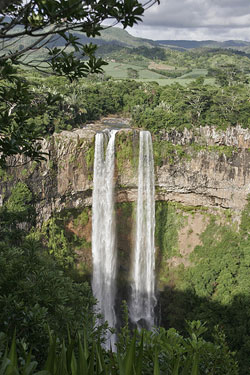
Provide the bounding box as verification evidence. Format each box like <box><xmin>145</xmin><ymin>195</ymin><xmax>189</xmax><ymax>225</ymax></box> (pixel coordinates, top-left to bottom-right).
<box><xmin>126</xmin><ymin>0</ymin><xmax>250</xmax><ymax>41</ymax></box>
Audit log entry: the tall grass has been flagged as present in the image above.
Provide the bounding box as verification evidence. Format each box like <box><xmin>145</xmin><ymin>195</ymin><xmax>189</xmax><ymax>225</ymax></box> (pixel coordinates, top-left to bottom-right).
<box><xmin>0</xmin><ymin>320</ymin><xmax>238</xmax><ymax>375</ymax></box>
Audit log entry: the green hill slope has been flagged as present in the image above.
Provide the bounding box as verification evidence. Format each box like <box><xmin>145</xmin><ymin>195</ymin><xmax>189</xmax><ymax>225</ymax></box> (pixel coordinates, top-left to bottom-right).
<box><xmin>156</xmin><ymin>39</ymin><xmax>250</xmax><ymax>50</ymax></box>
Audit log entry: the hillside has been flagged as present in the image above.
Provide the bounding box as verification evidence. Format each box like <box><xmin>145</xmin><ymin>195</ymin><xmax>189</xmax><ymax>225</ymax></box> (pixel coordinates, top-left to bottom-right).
<box><xmin>6</xmin><ymin>25</ymin><xmax>250</xmax><ymax>54</ymax></box>
<box><xmin>3</xmin><ymin>26</ymin><xmax>250</xmax><ymax>85</ymax></box>
<box><xmin>97</xmin><ymin>27</ymin><xmax>155</xmax><ymax>48</ymax></box>
<box><xmin>156</xmin><ymin>39</ymin><xmax>250</xmax><ymax>50</ymax></box>
<box><xmin>6</xmin><ymin>25</ymin><xmax>156</xmax><ymax>51</ymax></box>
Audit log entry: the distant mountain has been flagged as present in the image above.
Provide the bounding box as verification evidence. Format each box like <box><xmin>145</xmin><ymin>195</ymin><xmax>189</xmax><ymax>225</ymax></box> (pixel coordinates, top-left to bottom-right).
<box><xmin>155</xmin><ymin>39</ymin><xmax>250</xmax><ymax>50</ymax></box>
<box><xmin>3</xmin><ymin>22</ymin><xmax>250</xmax><ymax>63</ymax></box>
<box><xmin>45</xmin><ymin>27</ymin><xmax>156</xmax><ymax>49</ymax></box>
<box><xmin>1</xmin><ymin>24</ymin><xmax>157</xmax><ymax>54</ymax></box>
<box><xmin>1</xmin><ymin>17</ymin><xmax>154</xmax><ymax>49</ymax></box>
<box><xmin>97</xmin><ymin>28</ymin><xmax>156</xmax><ymax>48</ymax></box>
<box><xmin>4</xmin><ymin>20</ymin><xmax>250</xmax><ymax>53</ymax></box>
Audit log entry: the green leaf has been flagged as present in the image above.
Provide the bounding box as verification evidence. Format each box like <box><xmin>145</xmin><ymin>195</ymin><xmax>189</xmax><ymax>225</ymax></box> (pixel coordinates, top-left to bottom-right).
<box><xmin>172</xmin><ymin>355</ymin><xmax>181</xmax><ymax>375</ymax></box>
<box><xmin>44</xmin><ymin>331</ymin><xmax>57</xmax><ymax>374</ymax></box>
<box><xmin>70</xmin><ymin>351</ymin><xmax>77</xmax><ymax>375</ymax></box>
<box><xmin>77</xmin><ymin>335</ymin><xmax>88</xmax><ymax>375</ymax></box>
<box><xmin>135</xmin><ymin>333</ymin><xmax>143</xmax><ymax>375</ymax></box>
<box><xmin>6</xmin><ymin>330</ymin><xmax>18</xmax><ymax>375</ymax></box>
<box><xmin>55</xmin><ymin>340</ymin><xmax>68</xmax><ymax>375</ymax></box>
<box><xmin>153</xmin><ymin>348</ymin><xmax>160</xmax><ymax>375</ymax></box>
<box><xmin>191</xmin><ymin>352</ymin><xmax>199</xmax><ymax>375</ymax></box>
<box><xmin>22</xmin><ymin>350</ymin><xmax>38</xmax><ymax>375</ymax></box>
<box><xmin>83</xmin><ymin>329</ymin><xmax>89</xmax><ymax>361</ymax></box>
<box><xmin>0</xmin><ymin>358</ymin><xmax>11</xmax><ymax>375</ymax></box>
<box><xmin>87</xmin><ymin>342</ymin><xmax>95</xmax><ymax>375</ymax></box>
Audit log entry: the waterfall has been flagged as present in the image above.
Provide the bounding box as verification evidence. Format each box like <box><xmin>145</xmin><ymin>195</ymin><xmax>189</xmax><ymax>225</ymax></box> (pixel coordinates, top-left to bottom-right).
<box><xmin>92</xmin><ymin>130</ymin><xmax>117</xmax><ymax>347</ymax></box>
<box><xmin>130</xmin><ymin>130</ymin><xmax>156</xmax><ymax>329</ymax></box>
<box><xmin>92</xmin><ymin>128</ymin><xmax>156</xmax><ymax>338</ymax></box>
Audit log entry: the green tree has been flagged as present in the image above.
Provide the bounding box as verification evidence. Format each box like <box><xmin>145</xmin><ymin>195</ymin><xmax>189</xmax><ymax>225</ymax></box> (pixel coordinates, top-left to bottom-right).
<box><xmin>211</xmin><ymin>65</ymin><xmax>249</xmax><ymax>87</ymax></box>
<box><xmin>127</xmin><ymin>67</ymin><xmax>139</xmax><ymax>78</ymax></box>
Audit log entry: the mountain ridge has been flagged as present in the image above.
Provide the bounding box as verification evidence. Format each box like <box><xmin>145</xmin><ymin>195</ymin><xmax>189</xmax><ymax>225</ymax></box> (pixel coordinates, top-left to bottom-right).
<box><xmin>155</xmin><ymin>39</ymin><xmax>250</xmax><ymax>50</ymax></box>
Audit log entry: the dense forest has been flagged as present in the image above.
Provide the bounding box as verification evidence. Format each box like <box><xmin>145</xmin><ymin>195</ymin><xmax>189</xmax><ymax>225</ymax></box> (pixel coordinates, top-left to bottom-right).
<box><xmin>1</xmin><ymin>66</ymin><xmax>249</xmax><ymax>146</ymax></box>
<box><xmin>1</xmin><ymin>4</ymin><xmax>250</xmax><ymax>372</ymax></box>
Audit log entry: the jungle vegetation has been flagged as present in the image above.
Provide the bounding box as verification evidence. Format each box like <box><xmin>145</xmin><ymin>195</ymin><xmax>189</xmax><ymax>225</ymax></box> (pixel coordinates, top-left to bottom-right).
<box><xmin>0</xmin><ymin>183</ymin><xmax>240</xmax><ymax>374</ymax></box>
<box><xmin>1</xmin><ymin>69</ymin><xmax>248</xmax><ymax>156</ymax></box>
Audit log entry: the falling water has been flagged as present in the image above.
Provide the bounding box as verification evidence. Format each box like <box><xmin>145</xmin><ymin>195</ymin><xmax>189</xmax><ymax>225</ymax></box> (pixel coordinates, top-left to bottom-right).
<box><xmin>92</xmin><ymin>130</ymin><xmax>117</xmax><ymax>347</ymax></box>
<box><xmin>130</xmin><ymin>130</ymin><xmax>156</xmax><ymax>328</ymax></box>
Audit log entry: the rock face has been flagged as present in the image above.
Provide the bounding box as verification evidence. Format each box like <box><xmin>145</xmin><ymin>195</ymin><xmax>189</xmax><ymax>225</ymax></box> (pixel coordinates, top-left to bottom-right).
<box><xmin>1</xmin><ymin>119</ymin><xmax>250</xmax><ymax>223</ymax></box>
<box><xmin>156</xmin><ymin>149</ymin><xmax>250</xmax><ymax>211</ymax></box>
<box><xmin>1</xmin><ymin>118</ymin><xmax>250</xmax><ymax>315</ymax></box>
<box><xmin>155</xmin><ymin>125</ymin><xmax>250</xmax><ymax>211</ymax></box>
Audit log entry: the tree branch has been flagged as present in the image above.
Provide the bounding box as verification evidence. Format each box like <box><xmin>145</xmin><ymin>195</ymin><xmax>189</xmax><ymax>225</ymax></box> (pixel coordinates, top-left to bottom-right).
<box><xmin>0</xmin><ymin>26</ymin><xmax>57</xmax><ymax>61</ymax></box>
<box><xmin>0</xmin><ymin>0</ymin><xmax>17</xmax><ymax>12</ymax></box>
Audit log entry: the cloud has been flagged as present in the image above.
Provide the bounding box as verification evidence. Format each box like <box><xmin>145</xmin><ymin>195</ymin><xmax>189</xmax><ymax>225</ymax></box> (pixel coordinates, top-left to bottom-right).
<box><xmin>127</xmin><ymin>0</ymin><xmax>250</xmax><ymax>41</ymax></box>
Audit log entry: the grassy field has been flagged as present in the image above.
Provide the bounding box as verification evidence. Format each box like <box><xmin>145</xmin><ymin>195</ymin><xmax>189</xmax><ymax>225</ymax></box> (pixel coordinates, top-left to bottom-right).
<box><xmin>180</xmin><ymin>68</ymin><xmax>208</xmax><ymax>78</ymax></box>
<box><xmin>103</xmin><ymin>62</ymin><xmax>164</xmax><ymax>79</ymax></box>
<box><xmin>134</xmin><ymin>77</ymin><xmax>215</xmax><ymax>86</ymax></box>
<box><xmin>103</xmin><ymin>62</ymin><xmax>214</xmax><ymax>85</ymax></box>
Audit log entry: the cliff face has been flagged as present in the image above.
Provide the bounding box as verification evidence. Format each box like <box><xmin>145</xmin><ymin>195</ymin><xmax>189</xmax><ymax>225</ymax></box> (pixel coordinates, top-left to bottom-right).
<box><xmin>2</xmin><ymin>119</ymin><xmax>249</xmax><ymax>361</ymax></box>
<box><xmin>155</xmin><ymin>126</ymin><xmax>250</xmax><ymax>211</ymax></box>
<box><xmin>117</xmin><ymin>125</ymin><xmax>250</xmax><ymax>211</ymax></box>
<box><xmin>1</xmin><ymin>120</ymin><xmax>250</xmax><ymax>222</ymax></box>
<box><xmin>1</xmin><ymin>118</ymin><xmax>250</xmax><ymax>305</ymax></box>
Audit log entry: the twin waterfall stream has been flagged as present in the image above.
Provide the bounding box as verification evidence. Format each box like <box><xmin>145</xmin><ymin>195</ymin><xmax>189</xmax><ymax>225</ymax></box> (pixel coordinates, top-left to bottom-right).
<box><xmin>130</xmin><ymin>131</ymin><xmax>156</xmax><ymax>329</ymax></box>
<box><xmin>92</xmin><ymin>130</ymin><xmax>156</xmax><ymax>346</ymax></box>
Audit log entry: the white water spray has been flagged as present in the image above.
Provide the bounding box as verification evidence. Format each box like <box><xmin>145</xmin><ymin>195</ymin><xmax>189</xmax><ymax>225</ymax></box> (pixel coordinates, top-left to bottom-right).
<box><xmin>92</xmin><ymin>130</ymin><xmax>117</xmax><ymax>347</ymax></box>
<box><xmin>130</xmin><ymin>130</ymin><xmax>156</xmax><ymax>328</ymax></box>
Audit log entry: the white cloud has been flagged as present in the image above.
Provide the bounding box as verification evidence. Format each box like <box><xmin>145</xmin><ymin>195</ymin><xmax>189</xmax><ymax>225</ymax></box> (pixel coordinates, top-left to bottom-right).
<box><xmin>127</xmin><ymin>0</ymin><xmax>250</xmax><ymax>41</ymax></box>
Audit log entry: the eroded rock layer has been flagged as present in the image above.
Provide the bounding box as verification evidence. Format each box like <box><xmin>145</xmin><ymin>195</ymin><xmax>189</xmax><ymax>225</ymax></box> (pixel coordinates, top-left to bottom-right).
<box><xmin>1</xmin><ymin>119</ymin><xmax>250</xmax><ymax>286</ymax></box>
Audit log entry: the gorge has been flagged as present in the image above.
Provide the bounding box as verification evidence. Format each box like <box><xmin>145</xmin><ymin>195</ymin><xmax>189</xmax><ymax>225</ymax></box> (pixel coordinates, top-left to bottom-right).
<box><xmin>1</xmin><ymin>118</ymin><xmax>250</xmax><ymax>371</ymax></box>
<box><xmin>1</xmin><ymin>118</ymin><xmax>250</xmax><ymax>294</ymax></box>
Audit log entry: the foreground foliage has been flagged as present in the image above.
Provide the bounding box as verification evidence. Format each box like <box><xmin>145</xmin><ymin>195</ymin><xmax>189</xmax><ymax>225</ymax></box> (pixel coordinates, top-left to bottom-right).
<box><xmin>0</xmin><ymin>182</ymin><xmax>99</xmax><ymax>362</ymax></box>
<box><xmin>0</xmin><ymin>320</ymin><xmax>238</xmax><ymax>375</ymax></box>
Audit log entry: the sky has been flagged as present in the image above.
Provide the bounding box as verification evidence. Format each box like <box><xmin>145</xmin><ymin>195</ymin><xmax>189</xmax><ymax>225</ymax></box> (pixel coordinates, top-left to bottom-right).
<box><xmin>126</xmin><ymin>0</ymin><xmax>250</xmax><ymax>41</ymax></box>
